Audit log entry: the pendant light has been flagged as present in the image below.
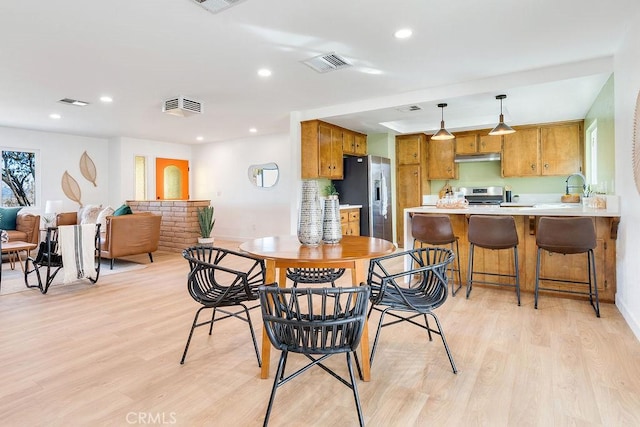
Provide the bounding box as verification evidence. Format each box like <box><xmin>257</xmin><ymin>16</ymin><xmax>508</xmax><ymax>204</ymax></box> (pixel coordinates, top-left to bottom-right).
<box><xmin>432</xmin><ymin>103</ymin><xmax>454</xmax><ymax>140</ymax></box>
<box><xmin>489</xmin><ymin>94</ymin><xmax>515</xmax><ymax>136</ymax></box>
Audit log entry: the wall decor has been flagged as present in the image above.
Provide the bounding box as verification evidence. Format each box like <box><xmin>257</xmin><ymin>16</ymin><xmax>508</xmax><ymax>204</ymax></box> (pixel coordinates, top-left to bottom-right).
<box><xmin>62</xmin><ymin>170</ymin><xmax>83</xmax><ymax>207</ymax></box>
<box><xmin>633</xmin><ymin>90</ymin><xmax>640</xmax><ymax>195</ymax></box>
<box><xmin>80</xmin><ymin>151</ymin><xmax>97</xmax><ymax>187</ymax></box>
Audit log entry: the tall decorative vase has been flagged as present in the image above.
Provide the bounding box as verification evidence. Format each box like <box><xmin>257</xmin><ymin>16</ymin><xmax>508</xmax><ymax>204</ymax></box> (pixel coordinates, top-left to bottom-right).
<box><xmin>322</xmin><ymin>195</ymin><xmax>342</xmax><ymax>244</ymax></box>
<box><xmin>297</xmin><ymin>180</ymin><xmax>323</xmax><ymax>246</ymax></box>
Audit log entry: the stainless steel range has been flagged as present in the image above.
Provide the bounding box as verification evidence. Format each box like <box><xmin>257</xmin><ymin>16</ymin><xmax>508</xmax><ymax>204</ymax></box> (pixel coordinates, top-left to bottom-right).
<box><xmin>458</xmin><ymin>186</ymin><xmax>504</xmax><ymax>205</ymax></box>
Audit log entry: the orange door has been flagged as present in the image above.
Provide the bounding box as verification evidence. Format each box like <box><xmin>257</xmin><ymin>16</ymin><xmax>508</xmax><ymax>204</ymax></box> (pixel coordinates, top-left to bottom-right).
<box><xmin>155</xmin><ymin>158</ymin><xmax>189</xmax><ymax>200</ymax></box>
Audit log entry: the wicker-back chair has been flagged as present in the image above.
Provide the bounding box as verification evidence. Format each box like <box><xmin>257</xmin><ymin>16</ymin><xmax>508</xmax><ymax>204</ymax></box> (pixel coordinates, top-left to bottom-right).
<box><xmin>367</xmin><ymin>247</ymin><xmax>457</xmax><ymax>373</ymax></box>
<box><xmin>180</xmin><ymin>246</ymin><xmax>274</xmax><ymax>366</ymax></box>
<box><xmin>259</xmin><ymin>285</ymin><xmax>370</xmax><ymax>427</ymax></box>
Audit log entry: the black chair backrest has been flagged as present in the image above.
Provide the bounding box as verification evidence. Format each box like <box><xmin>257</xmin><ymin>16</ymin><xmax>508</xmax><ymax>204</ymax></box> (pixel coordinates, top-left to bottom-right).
<box><xmin>259</xmin><ymin>286</ymin><xmax>370</xmax><ymax>354</ymax></box>
<box><xmin>367</xmin><ymin>247</ymin><xmax>454</xmax><ymax>309</ymax></box>
<box><xmin>182</xmin><ymin>246</ymin><xmax>267</xmax><ymax>305</ymax></box>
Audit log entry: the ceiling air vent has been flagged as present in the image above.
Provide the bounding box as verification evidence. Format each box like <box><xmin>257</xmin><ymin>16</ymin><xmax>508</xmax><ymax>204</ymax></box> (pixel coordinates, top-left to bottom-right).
<box><xmin>58</xmin><ymin>98</ymin><xmax>89</xmax><ymax>107</ymax></box>
<box><xmin>396</xmin><ymin>105</ymin><xmax>423</xmax><ymax>112</ymax></box>
<box><xmin>302</xmin><ymin>53</ymin><xmax>352</xmax><ymax>73</ymax></box>
<box><xmin>192</xmin><ymin>0</ymin><xmax>247</xmax><ymax>14</ymax></box>
<box><xmin>162</xmin><ymin>96</ymin><xmax>203</xmax><ymax>117</ymax></box>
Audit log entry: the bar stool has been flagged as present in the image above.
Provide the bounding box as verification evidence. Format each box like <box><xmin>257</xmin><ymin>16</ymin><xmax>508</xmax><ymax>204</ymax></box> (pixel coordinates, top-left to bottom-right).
<box><xmin>535</xmin><ymin>216</ymin><xmax>600</xmax><ymax>317</ymax></box>
<box><xmin>466</xmin><ymin>215</ymin><xmax>520</xmax><ymax>305</ymax></box>
<box><xmin>411</xmin><ymin>214</ymin><xmax>462</xmax><ymax>296</ymax></box>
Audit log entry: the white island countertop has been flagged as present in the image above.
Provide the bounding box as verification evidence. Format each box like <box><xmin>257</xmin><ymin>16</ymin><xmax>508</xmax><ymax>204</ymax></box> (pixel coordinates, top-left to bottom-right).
<box><xmin>406</xmin><ymin>200</ymin><xmax>620</xmax><ymax>218</ymax></box>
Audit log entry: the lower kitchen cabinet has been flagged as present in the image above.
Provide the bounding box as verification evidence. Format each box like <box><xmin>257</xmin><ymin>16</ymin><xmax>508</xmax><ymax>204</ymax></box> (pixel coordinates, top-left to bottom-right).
<box><xmin>340</xmin><ymin>208</ymin><xmax>360</xmax><ymax>236</ymax></box>
<box><xmin>405</xmin><ymin>212</ymin><xmax>618</xmax><ymax>303</ymax></box>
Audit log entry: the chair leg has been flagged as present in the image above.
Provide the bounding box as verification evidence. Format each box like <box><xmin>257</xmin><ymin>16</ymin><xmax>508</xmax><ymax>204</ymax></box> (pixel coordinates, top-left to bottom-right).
<box><xmin>427</xmin><ymin>312</ymin><xmax>457</xmax><ymax>374</ymax></box>
<box><xmin>148</xmin><ymin>252</ymin><xmax>154</xmax><ymax>263</ymax></box>
<box><xmin>241</xmin><ymin>304</ymin><xmax>262</xmax><ymax>367</ymax></box>
<box><xmin>589</xmin><ymin>249</ymin><xmax>600</xmax><ymax>318</ymax></box>
<box><xmin>263</xmin><ymin>351</ymin><xmax>288</xmax><ymax>427</ymax></box>
<box><xmin>514</xmin><ymin>246</ymin><xmax>521</xmax><ymax>306</ymax></box>
<box><xmin>180</xmin><ymin>307</ymin><xmax>205</xmax><ymax>364</ymax></box>
<box><xmin>110</xmin><ymin>259</ymin><xmax>114</xmax><ymax>270</ymax></box>
<box><xmin>346</xmin><ymin>352</ymin><xmax>365</xmax><ymax>427</ymax></box>
<box><xmin>466</xmin><ymin>244</ymin><xmax>474</xmax><ymax>298</ymax></box>
<box><xmin>423</xmin><ymin>314</ymin><xmax>433</xmax><ymax>341</ymax></box>
<box><xmin>450</xmin><ymin>240</ymin><xmax>462</xmax><ymax>296</ymax></box>
<box><xmin>534</xmin><ymin>248</ymin><xmax>542</xmax><ymax>309</ymax></box>
<box><xmin>369</xmin><ymin>307</ymin><xmax>390</xmax><ymax>367</ymax></box>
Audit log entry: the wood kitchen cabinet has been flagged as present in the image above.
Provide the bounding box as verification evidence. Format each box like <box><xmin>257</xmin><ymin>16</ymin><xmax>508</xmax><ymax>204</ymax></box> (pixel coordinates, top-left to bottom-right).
<box><xmin>428</xmin><ymin>137</ymin><xmax>458</xmax><ymax>179</ymax></box>
<box><xmin>540</xmin><ymin>122</ymin><xmax>582</xmax><ymax>175</ymax></box>
<box><xmin>502</xmin><ymin>127</ymin><xmax>540</xmax><ymax>177</ymax></box>
<box><xmin>502</xmin><ymin>120</ymin><xmax>583</xmax><ymax>177</ymax></box>
<box><xmin>340</xmin><ymin>208</ymin><xmax>360</xmax><ymax>236</ymax></box>
<box><xmin>396</xmin><ymin>133</ymin><xmax>429</xmax><ymax>247</ymax></box>
<box><xmin>343</xmin><ymin>130</ymin><xmax>367</xmax><ymax>156</ymax></box>
<box><xmin>301</xmin><ymin>120</ymin><xmax>344</xmax><ymax>179</ymax></box>
<box><xmin>455</xmin><ymin>130</ymin><xmax>502</xmax><ymax>154</ymax></box>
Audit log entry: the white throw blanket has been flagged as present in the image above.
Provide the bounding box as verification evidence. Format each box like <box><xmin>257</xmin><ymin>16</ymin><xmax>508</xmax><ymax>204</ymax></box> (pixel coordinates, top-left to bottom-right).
<box><xmin>57</xmin><ymin>224</ymin><xmax>97</xmax><ymax>284</ymax></box>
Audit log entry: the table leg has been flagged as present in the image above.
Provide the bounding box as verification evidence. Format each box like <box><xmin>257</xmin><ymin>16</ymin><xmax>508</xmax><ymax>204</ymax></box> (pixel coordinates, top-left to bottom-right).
<box><xmin>353</xmin><ymin>258</ymin><xmax>371</xmax><ymax>382</ymax></box>
<box><xmin>260</xmin><ymin>259</ymin><xmax>277</xmax><ymax>379</ymax></box>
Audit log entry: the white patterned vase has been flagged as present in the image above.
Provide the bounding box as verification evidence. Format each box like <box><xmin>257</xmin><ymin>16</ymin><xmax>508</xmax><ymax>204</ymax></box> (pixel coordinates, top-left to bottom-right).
<box><xmin>297</xmin><ymin>180</ymin><xmax>323</xmax><ymax>246</ymax></box>
<box><xmin>322</xmin><ymin>195</ymin><xmax>342</xmax><ymax>244</ymax></box>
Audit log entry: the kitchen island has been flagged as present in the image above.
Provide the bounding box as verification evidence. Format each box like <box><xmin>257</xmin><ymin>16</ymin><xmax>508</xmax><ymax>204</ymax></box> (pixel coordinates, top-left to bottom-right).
<box><xmin>403</xmin><ymin>199</ymin><xmax>621</xmax><ymax>302</ymax></box>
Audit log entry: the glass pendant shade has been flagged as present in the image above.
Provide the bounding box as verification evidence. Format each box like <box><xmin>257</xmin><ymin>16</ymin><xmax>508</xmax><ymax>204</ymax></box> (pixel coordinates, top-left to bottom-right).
<box><xmin>489</xmin><ymin>95</ymin><xmax>515</xmax><ymax>136</ymax></box>
<box><xmin>432</xmin><ymin>103</ymin><xmax>455</xmax><ymax>140</ymax></box>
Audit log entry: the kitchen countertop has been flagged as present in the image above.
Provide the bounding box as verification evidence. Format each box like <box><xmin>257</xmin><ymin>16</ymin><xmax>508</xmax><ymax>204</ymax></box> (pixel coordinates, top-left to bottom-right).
<box><xmin>407</xmin><ymin>199</ymin><xmax>620</xmax><ymax>218</ymax></box>
<box><xmin>339</xmin><ymin>204</ymin><xmax>362</xmax><ymax>210</ymax></box>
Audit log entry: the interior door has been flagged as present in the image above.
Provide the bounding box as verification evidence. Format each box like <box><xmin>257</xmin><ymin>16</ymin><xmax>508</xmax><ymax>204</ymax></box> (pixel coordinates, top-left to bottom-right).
<box><xmin>155</xmin><ymin>158</ymin><xmax>189</xmax><ymax>200</ymax></box>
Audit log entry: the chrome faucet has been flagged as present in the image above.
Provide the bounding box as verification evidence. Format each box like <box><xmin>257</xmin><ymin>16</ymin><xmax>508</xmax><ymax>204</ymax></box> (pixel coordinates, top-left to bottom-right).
<box><xmin>565</xmin><ymin>172</ymin><xmax>587</xmax><ymax>196</ymax></box>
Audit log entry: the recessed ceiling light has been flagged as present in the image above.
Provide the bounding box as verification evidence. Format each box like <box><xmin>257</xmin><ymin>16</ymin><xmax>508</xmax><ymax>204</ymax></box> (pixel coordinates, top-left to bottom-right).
<box><xmin>257</xmin><ymin>68</ymin><xmax>272</xmax><ymax>77</ymax></box>
<box><xmin>49</xmin><ymin>113</ymin><xmax>61</xmax><ymax>119</ymax></box>
<box><xmin>394</xmin><ymin>28</ymin><xmax>413</xmax><ymax>39</ymax></box>
<box><xmin>249</xmin><ymin>128</ymin><xmax>257</xmax><ymax>133</ymax></box>
<box><xmin>100</xmin><ymin>96</ymin><xmax>113</xmax><ymax>103</ymax></box>
<box><xmin>196</xmin><ymin>136</ymin><xmax>204</xmax><ymax>141</ymax></box>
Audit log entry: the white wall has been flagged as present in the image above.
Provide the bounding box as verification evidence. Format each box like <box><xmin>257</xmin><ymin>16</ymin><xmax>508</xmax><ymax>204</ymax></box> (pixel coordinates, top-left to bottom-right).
<box><xmin>613</xmin><ymin>14</ymin><xmax>640</xmax><ymax>339</ymax></box>
<box><xmin>191</xmin><ymin>133</ymin><xmax>293</xmax><ymax>241</ymax></box>
<box><xmin>109</xmin><ymin>136</ymin><xmax>193</xmax><ymax>206</ymax></box>
<box><xmin>0</xmin><ymin>126</ymin><xmax>109</xmax><ymax>213</ymax></box>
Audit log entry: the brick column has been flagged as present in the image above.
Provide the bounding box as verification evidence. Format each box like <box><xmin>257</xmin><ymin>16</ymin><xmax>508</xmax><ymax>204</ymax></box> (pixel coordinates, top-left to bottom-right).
<box><xmin>127</xmin><ymin>200</ymin><xmax>211</xmax><ymax>253</ymax></box>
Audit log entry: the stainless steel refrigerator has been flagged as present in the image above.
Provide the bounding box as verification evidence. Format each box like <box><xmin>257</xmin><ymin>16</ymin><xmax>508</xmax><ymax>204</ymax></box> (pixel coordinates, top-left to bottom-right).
<box><xmin>334</xmin><ymin>155</ymin><xmax>393</xmax><ymax>241</ymax></box>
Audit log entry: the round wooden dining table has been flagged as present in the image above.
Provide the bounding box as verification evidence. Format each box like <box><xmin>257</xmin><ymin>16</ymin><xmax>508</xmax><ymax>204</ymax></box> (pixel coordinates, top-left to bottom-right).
<box><xmin>240</xmin><ymin>234</ymin><xmax>395</xmax><ymax>381</ymax></box>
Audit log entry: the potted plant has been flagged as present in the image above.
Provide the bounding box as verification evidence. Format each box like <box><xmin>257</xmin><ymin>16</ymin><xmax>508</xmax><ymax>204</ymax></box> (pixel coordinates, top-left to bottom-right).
<box><xmin>324</xmin><ymin>183</ymin><xmax>339</xmax><ymax>200</ymax></box>
<box><xmin>197</xmin><ymin>206</ymin><xmax>215</xmax><ymax>246</ymax></box>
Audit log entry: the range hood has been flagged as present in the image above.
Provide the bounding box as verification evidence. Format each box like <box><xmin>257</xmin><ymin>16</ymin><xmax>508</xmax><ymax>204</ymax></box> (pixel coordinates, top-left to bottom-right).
<box><xmin>454</xmin><ymin>153</ymin><xmax>501</xmax><ymax>163</ymax></box>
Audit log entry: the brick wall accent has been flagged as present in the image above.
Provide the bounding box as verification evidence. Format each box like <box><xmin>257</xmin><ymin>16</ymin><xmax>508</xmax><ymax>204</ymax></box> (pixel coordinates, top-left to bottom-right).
<box><xmin>127</xmin><ymin>200</ymin><xmax>211</xmax><ymax>253</ymax></box>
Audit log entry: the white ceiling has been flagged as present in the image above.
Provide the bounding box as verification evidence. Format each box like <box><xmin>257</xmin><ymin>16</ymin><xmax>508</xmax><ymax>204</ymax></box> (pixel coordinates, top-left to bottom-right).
<box><xmin>0</xmin><ymin>0</ymin><xmax>637</xmax><ymax>144</ymax></box>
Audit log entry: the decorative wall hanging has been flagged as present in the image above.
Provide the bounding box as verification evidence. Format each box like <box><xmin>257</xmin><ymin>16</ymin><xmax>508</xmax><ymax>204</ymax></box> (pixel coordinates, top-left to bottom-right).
<box><xmin>62</xmin><ymin>170</ymin><xmax>83</xmax><ymax>207</ymax></box>
<box><xmin>633</xmin><ymin>90</ymin><xmax>640</xmax><ymax>195</ymax></box>
<box><xmin>80</xmin><ymin>151</ymin><xmax>97</xmax><ymax>187</ymax></box>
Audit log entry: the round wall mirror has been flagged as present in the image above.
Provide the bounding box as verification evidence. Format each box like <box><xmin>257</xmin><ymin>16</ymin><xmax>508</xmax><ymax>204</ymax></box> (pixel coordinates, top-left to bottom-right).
<box><xmin>248</xmin><ymin>162</ymin><xmax>279</xmax><ymax>188</ymax></box>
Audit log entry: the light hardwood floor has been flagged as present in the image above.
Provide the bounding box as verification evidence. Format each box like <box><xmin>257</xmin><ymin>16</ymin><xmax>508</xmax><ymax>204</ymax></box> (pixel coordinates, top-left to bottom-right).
<box><xmin>1</xmin><ymin>240</ymin><xmax>639</xmax><ymax>426</ymax></box>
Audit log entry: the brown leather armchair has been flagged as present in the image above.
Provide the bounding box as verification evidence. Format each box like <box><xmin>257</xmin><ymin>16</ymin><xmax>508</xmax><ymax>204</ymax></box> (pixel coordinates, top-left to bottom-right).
<box><xmin>7</xmin><ymin>212</ymin><xmax>40</xmax><ymax>244</ymax></box>
<box><xmin>56</xmin><ymin>211</ymin><xmax>162</xmax><ymax>269</ymax></box>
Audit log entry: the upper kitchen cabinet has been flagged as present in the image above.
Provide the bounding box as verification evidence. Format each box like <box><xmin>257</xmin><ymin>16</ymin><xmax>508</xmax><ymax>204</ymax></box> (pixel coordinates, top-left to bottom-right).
<box><xmin>455</xmin><ymin>130</ymin><xmax>502</xmax><ymax>154</ymax></box>
<box><xmin>502</xmin><ymin>127</ymin><xmax>540</xmax><ymax>177</ymax></box>
<box><xmin>342</xmin><ymin>130</ymin><xmax>367</xmax><ymax>156</ymax></box>
<box><xmin>428</xmin><ymin>137</ymin><xmax>458</xmax><ymax>179</ymax></box>
<box><xmin>540</xmin><ymin>121</ymin><xmax>583</xmax><ymax>175</ymax></box>
<box><xmin>396</xmin><ymin>133</ymin><xmax>429</xmax><ymax>248</ymax></box>
<box><xmin>301</xmin><ymin>120</ymin><xmax>344</xmax><ymax>179</ymax></box>
<box><xmin>502</xmin><ymin>120</ymin><xmax>583</xmax><ymax>177</ymax></box>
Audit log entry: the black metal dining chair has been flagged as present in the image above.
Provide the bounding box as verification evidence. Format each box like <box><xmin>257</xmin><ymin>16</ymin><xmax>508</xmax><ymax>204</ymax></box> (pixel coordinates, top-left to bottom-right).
<box><xmin>259</xmin><ymin>285</ymin><xmax>370</xmax><ymax>427</ymax></box>
<box><xmin>180</xmin><ymin>246</ymin><xmax>275</xmax><ymax>365</ymax></box>
<box><xmin>366</xmin><ymin>247</ymin><xmax>457</xmax><ymax>374</ymax></box>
